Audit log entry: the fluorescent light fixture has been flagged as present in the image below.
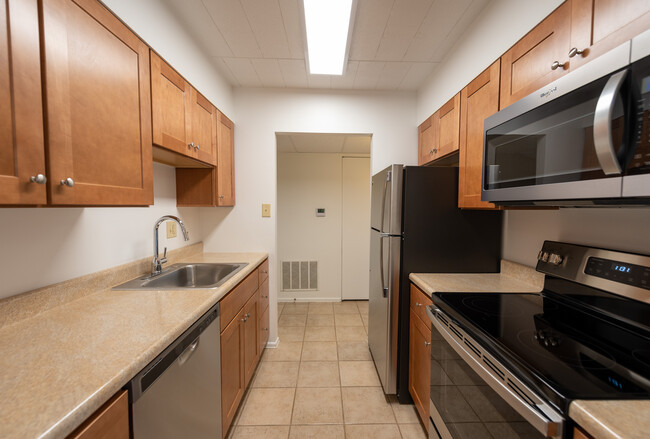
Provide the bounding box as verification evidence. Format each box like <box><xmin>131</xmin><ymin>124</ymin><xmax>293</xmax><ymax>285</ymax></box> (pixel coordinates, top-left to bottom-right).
<box><xmin>303</xmin><ymin>0</ymin><xmax>353</xmax><ymax>75</ymax></box>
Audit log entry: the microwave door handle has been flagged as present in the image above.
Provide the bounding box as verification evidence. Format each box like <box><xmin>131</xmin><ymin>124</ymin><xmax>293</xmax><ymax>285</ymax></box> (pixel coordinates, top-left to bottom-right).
<box><xmin>593</xmin><ymin>69</ymin><xmax>626</xmax><ymax>175</ymax></box>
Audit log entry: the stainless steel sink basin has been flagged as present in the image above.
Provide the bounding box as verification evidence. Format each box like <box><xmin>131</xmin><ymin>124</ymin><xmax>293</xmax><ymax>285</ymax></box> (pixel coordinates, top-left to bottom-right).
<box><xmin>113</xmin><ymin>262</ymin><xmax>248</xmax><ymax>290</ymax></box>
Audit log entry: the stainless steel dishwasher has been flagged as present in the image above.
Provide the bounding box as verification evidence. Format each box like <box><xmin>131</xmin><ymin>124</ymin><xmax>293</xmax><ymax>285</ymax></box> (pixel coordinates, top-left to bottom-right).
<box><xmin>130</xmin><ymin>303</ymin><xmax>221</xmax><ymax>439</ymax></box>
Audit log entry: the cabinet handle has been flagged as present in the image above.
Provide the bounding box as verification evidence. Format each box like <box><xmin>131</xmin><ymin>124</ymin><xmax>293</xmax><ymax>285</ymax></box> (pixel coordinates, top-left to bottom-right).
<box><xmin>245</xmin><ymin>313</ymin><xmax>251</xmax><ymax>318</ymax></box>
<box><xmin>241</xmin><ymin>317</ymin><xmax>247</xmax><ymax>322</ymax></box>
<box><xmin>551</xmin><ymin>61</ymin><xmax>567</xmax><ymax>71</ymax></box>
<box><xmin>195</xmin><ymin>144</ymin><xmax>200</xmax><ymax>150</ymax></box>
<box><xmin>30</xmin><ymin>174</ymin><xmax>47</xmax><ymax>184</ymax></box>
<box><xmin>424</xmin><ymin>341</ymin><xmax>431</xmax><ymax>347</ymax></box>
<box><xmin>188</xmin><ymin>142</ymin><xmax>194</xmax><ymax>149</ymax></box>
<box><xmin>429</xmin><ymin>148</ymin><xmax>437</xmax><ymax>155</ymax></box>
<box><xmin>568</xmin><ymin>47</ymin><xmax>586</xmax><ymax>58</ymax></box>
<box><xmin>60</xmin><ymin>177</ymin><xmax>75</xmax><ymax>187</ymax></box>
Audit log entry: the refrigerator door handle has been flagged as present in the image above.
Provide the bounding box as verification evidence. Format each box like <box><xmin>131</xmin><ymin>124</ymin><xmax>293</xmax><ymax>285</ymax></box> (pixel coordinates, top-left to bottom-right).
<box><xmin>379</xmin><ymin>232</ymin><xmax>390</xmax><ymax>297</ymax></box>
<box><xmin>380</xmin><ymin>171</ymin><xmax>391</xmax><ymax>233</ymax></box>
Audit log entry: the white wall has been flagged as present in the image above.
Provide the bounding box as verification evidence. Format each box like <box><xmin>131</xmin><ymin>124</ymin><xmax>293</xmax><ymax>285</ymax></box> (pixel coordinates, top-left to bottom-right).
<box><xmin>277</xmin><ymin>153</ymin><xmax>344</xmax><ymax>301</ymax></box>
<box><xmin>102</xmin><ymin>0</ymin><xmax>234</xmax><ymax>117</ymax></box>
<box><xmin>0</xmin><ymin>164</ymin><xmax>201</xmax><ymax>299</ymax></box>
<box><xmin>417</xmin><ymin>0</ymin><xmax>563</xmax><ymax>124</ymax></box>
<box><xmin>200</xmin><ymin>88</ymin><xmax>417</xmax><ymax>341</ymax></box>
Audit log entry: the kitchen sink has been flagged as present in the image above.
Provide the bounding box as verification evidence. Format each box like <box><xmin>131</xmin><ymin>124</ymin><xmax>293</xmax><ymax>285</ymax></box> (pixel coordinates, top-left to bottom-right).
<box><xmin>113</xmin><ymin>262</ymin><xmax>248</xmax><ymax>290</ymax></box>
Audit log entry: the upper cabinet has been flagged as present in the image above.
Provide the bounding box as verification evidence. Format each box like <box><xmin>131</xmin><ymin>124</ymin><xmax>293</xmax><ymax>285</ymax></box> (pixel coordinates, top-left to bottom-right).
<box><xmin>0</xmin><ymin>0</ymin><xmax>47</xmax><ymax>205</ymax></box>
<box><xmin>458</xmin><ymin>61</ymin><xmax>500</xmax><ymax>210</ymax></box>
<box><xmin>216</xmin><ymin>111</ymin><xmax>235</xmax><ymax>206</ymax></box>
<box><xmin>500</xmin><ymin>1</ymin><xmax>572</xmax><ymax>109</ymax></box>
<box><xmin>151</xmin><ymin>51</ymin><xmax>216</xmax><ymax>167</ymax></box>
<box><xmin>417</xmin><ymin>93</ymin><xmax>460</xmax><ymax>166</ymax></box>
<box><xmin>570</xmin><ymin>0</ymin><xmax>650</xmax><ymax>70</ymax></box>
<box><xmin>41</xmin><ymin>0</ymin><xmax>153</xmax><ymax>206</ymax></box>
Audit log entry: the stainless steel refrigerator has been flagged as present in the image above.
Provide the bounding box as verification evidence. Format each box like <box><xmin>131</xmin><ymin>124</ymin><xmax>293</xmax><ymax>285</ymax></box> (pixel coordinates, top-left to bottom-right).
<box><xmin>368</xmin><ymin>165</ymin><xmax>502</xmax><ymax>401</ymax></box>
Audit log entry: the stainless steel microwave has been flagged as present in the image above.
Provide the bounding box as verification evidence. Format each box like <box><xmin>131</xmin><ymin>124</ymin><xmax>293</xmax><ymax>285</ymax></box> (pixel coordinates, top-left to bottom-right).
<box><xmin>482</xmin><ymin>30</ymin><xmax>650</xmax><ymax>206</ymax></box>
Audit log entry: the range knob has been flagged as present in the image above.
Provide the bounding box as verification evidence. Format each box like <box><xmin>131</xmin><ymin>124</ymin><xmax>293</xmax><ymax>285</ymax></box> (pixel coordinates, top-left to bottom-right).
<box><xmin>548</xmin><ymin>253</ymin><xmax>563</xmax><ymax>266</ymax></box>
<box><xmin>537</xmin><ymin>251</ymin><xmax>549</xmax><ymax>263</ymax></box>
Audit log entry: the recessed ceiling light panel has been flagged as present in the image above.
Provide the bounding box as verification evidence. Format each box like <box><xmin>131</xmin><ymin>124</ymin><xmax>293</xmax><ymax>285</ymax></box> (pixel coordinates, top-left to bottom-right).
<box><xmin>303</xmin><ymin>0</ymin><xmax>353</xmax><ymax>75</ymax></box>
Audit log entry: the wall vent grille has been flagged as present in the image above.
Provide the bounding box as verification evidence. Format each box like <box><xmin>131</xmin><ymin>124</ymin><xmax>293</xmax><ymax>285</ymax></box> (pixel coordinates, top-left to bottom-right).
<box><xmin>282</xmin><ymin>261</ymin><xmax>317</xmax><ymax>291</ymax></box>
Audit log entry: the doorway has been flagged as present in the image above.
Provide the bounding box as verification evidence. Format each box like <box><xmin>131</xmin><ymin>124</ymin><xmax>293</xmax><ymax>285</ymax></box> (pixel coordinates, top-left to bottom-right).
<box><xmin>276</xmin><ymin>133</ymin><xmax>371</xmax><ymax>302</ymax></box>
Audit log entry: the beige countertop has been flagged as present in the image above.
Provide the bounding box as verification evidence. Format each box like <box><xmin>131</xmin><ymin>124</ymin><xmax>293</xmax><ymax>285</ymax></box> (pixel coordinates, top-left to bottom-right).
<box><xmin>408</xmin><ymin>260</ymin><xmax>649</xmax><ymax>439</ymax></box>
<box><xmin>0</xmin><ymin>250</ymin><xmax>267</xmax><ymax>439</ymax></box>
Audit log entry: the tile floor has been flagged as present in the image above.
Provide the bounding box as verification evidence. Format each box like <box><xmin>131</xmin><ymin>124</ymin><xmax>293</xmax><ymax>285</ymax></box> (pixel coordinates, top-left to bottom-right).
<box><xmin>227</xmin><ymin>301</ymin><xmax>428</xmax><ymax>439</ymax></box>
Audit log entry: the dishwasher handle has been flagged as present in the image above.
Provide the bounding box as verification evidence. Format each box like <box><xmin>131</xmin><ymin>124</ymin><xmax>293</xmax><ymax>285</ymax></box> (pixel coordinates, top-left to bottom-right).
<box><xmin>177</xmin><ymin>338</ymin><xmax>200</xmax><ymax>366</ymax></box>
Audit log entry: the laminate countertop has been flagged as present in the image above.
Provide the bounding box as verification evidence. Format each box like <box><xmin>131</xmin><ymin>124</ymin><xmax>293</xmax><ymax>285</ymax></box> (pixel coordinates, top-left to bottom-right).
<box><xmin>0</xmin><ymin>250</ymin><xmax>267</xmax><ymax>439</ymax></box>
<box><xmin>409</xmin><ymin>261</ymin><xmax>649</xmax><ymax>439</ymax></box>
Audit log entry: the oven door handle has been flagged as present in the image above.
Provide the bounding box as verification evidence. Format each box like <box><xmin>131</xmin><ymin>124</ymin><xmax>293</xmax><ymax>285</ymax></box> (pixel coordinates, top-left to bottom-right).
<box><xmin>593</xmin><ymin>69</ymin><xmax>627</xmax><ymax>175</ymax></box>
<box><xmin>426</xmin><ymin>306</ymin><xmax>564</xmax><ymax>439</ymax></box>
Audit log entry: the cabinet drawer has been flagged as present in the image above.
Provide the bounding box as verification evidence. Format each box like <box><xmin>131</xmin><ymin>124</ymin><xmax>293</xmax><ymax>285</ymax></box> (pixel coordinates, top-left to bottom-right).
<box><xmin>220</xmin><ymin>269</ymin><xmax>259</xmax><ymax>331</ymax></box>
<box><xmin>259</xmin><ymin>277</ymin><xmax>269</xmax><ymax>313</ymax></box>
<box><xmin>258</xmin><ymin>259</ymin><xmax>269</xmax><ymax>285</ymax></box>
<box><xmin>67</xmin><ymin>390</ymin><xmax>129</xmax><ymax>439</ymax></box>
<box><xmin>410</xmin><ymin>283</ymin><xmax>432</xmax><ymax>328</ymax></box>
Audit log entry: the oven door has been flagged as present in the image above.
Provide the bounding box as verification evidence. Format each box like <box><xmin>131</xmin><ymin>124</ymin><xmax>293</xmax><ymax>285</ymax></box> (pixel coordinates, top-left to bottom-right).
<box><xmin>426</xmin><ymin>306</ymin><xmax>564</xmax><ymax>439</ymax></box>
<box><xmin>482</xmin><ymin>41</ymin><xmax>633</xmax><ymax>206</ymax></box>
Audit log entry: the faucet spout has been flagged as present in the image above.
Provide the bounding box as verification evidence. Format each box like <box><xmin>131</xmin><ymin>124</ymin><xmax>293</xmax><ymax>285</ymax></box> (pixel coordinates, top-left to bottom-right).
<box><xmin>152</xmin><ymin>215</ymin><xmax>190</xmax><ymax>276</ymax></box>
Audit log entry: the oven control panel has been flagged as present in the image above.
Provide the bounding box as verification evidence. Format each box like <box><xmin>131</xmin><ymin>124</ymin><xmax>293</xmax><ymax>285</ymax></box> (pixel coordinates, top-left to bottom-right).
<box><xmin>585</xmin><ymin>257</ymin><xmax>650</xmax><ymax>290</ymax></box>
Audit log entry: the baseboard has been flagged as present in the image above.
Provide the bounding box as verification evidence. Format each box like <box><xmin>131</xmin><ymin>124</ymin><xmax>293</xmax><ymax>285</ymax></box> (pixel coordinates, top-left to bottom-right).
<box><xmin>266</xmin><ymin>337</ymin><xmax>279</xmax><ymax>348</ymax></box>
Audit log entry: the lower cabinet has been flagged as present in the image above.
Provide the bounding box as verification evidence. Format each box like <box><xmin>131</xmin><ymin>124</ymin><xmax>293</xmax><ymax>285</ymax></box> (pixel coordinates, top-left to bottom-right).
<box><xmin>408</xmin><ymin>284</ymin><xmax>433</xmax><ymax>429</ymax></box>
<box><xmin>67</xmin><ymin>390</ymin><xmax>129</xmax><ymax>439</ymax></box>
<box><xmin>220</xmin><ymin>258</ymin><xmax>269</xmax><ymax>438</ymax></box>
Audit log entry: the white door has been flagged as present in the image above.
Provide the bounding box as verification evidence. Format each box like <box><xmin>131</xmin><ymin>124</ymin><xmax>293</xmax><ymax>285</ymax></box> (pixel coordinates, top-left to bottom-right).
<box><xmin>341</xmin><ymin>157</ymin><xmax>371</xmax><ymax>300</ymax></box>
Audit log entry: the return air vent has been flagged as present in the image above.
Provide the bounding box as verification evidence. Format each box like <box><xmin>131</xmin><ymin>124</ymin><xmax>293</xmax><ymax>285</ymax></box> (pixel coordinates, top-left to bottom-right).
<box><xmin>282</xmin><ymin>261</ymin><xmax>318</xmax><ymax>291</ymax></box>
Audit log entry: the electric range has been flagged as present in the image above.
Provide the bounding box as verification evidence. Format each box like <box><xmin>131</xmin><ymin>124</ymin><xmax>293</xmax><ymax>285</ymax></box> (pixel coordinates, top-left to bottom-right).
<box><xmin>426</xmin><ymin>241</ymin><xmax>650</xmax><ymax>439</ymax></box>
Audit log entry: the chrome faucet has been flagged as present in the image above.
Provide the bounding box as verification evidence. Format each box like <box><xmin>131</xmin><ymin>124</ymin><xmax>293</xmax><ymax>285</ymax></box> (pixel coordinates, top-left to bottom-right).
<box><xmin>152</xmin><ymin>215</ymin><xmax>190</xmax><ymax>276</ymax></box>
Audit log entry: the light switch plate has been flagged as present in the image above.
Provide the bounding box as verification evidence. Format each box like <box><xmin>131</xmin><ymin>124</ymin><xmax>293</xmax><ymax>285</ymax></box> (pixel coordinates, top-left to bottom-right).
<box><xmin>262</xmin><ymin>204</ymin><xmax>271</xmax><ymax>217</ymax></box>
<box><xmin>166</xmin><ymin>221</ymin><xmax>177</xmax><ymax>238</ymax></box>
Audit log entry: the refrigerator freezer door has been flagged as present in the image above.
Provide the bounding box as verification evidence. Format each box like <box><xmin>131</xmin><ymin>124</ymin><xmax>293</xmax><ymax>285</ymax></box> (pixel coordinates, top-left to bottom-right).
<box><xmin>368</xmin><ymin>229</ymin><xmax>401</xmax><ymax>394</ymax></box>
<box><xmin>371</xmin><ymin>165</ymin><xmax>403</xmax><ymax>235</ymax></box>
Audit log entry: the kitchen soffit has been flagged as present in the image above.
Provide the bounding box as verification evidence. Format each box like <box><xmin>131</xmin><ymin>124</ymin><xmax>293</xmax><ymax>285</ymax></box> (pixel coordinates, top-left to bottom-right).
<box><xmin>276</xmin><ymin>133</ymin><xmax>371</xmax><ymax>153</ymax></box>
<box><xmin>161</xmin><ymin>0</ymin><xmax>489</xmax><ymax>91</ymax></box>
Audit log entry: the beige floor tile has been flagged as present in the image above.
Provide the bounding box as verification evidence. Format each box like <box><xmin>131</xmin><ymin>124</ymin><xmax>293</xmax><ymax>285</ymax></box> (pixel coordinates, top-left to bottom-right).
<box><xmin>336</xmin><ymin>326</ymin><xmax>368</xmax><ymax>342</ymax></box>
<box><xmin>231</xmin><ymin>426</ymin><xmax>290</xmax><ymax>439</ymax></box>
<box><xmin>277</xmin><ymin>303</ymin><xmax>285</xmax><ymax>315</ymax></box>
<box><xmin>307</xmin><ymin>314</ymin><xmax>335</xmax><ymax>327</ymax></box>
<box><xmin>334</xmin><ymin>313</ymin><xmax>364</xmax><ymax>326</ymax></box>
<box><xmin>339</xmin><ymin>361</ymin><xmax>381</xmax><ymax>386</ymax></box>
<box><xmin>301</xmin><ymin>341</ymin><xmax>338</xmax><ymax>361</ymax></box>
<box><xmin>304</xmin><ymin>326</ymin><xmax>336</xmax><ymax>342</ymax></box>
<box><xmin>308</xmin><ymin>302</ymin><xmax>334</xmax><ymax>315</ymax></box>
<box><xmin>399</xmin><ymin>423</ymin><xmax>428</xmax><ymax>439</ymax></box>
<box><xmin>279</xmin><ymin>314</ymin><xmax>307</xmax><ymax>327</ymax></box>
<box><xmin>337</xmin><ymin>341</ymin><xmax>371</xmax><ymax>361</ymax></box>
<box><xmin>390</xmin><ymin>400</ymin><xmax>421</xmax><ymax>424</ymax></box>
<box><xmin>298</xmin><ymin>361</ymin><xmax>340</xmax><ymax>387</ymax></box>
<box><xmin>278</xmin><ymin>326</ymin><xmax>305</xmax><ymax>342</ymax></box>
<box><xmin>333</xmin><ymin>301</ymin><xmax>360</xmax><ymax>314</ymax></box>
<box><xmin>238</xmin><ymin>388</ymin><xmax>295</xmax><ymax>425</ymax></box>
<box><xmin>361</xmin><ymin>313</ymin><xmax>369</xmax><ymax>327</ymax></box>
<box><xmin>289</xmin><ymin>425</ymin><xmax>344</xmax><ymax>439</ymax></box>
<box><xmin>252</xmin><ymin>361</ymin><xmax>299</xmax><ymax>388</ymax></box>
<box><xmin>282</xmin><ymin>303</ymin><xmax>309</xmax><ymax>315</ymax></box>
<box><xmin>263</xmin><ymin>341</ymin><xmax>303</xmax><ymax>362</ymax></box>
<box><xmin>356</xmin><ymin>301</ymin><xmax>369</xmax><ymax>314</ymax></box>
<box><xmin>342</xmin><ymin>387</ymin><xmax>396</xmax><ymax>424</ymax></box>
<box><xmin>292</xmin><ymin>387</ymin><xmax>343</xmax><ymax>425</ymax></box>
<box><xmin>345</xmin><ymin>424</ymin><xmax>401</xmax><ymax>439</ymax></box>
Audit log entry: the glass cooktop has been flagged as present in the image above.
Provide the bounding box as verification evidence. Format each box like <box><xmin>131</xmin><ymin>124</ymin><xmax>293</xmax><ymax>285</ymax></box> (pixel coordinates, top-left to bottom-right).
<box><xmin>433</xmin><ymin>284</ymin><xmax>650</xmax><ymax>413</ymax></box>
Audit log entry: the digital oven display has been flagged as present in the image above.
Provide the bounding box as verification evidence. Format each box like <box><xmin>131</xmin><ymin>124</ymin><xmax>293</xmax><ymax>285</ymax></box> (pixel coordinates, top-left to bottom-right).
<box><xmin>585</xmin><ymin>257</ymin><xmax>650</xmax><ymax>290</ymax></box>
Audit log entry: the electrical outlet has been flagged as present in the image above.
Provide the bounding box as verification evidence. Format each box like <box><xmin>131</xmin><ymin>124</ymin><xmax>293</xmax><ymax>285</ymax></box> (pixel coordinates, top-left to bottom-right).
<box><xmin>262</xmin><ymin>204</ymin><xmax>271</xmax><ymax>217</ymax></box>
<box><xmin>166</xmin><ymin>221</ymin><xmax>177</xmax><ymax>238</ymax></box>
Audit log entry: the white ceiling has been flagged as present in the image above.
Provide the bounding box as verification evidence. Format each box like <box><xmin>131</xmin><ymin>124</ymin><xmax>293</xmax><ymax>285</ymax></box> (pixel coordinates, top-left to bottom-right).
<box><xmin>162</xmin><ymin>0</ymin><xmax>489</xmax><ymax>91</ymax></box>
<box><xmin>276</xmin><ymin>133</ymin><xmax>371</xmax><ymax>153</ymax></box>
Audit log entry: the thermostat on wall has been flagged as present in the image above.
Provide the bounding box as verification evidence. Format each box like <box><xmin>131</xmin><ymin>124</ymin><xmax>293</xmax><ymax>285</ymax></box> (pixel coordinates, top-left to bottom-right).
<box><xmin>316</xmin><ymin>208</ymin><xmax>326</xmax><ymax>217</ymax></box>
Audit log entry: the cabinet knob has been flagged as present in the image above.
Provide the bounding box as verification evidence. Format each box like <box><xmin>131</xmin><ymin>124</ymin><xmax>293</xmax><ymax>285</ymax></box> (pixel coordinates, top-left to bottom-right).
<box><xmin>195</xmin><ymin>144</ymin><xmax>200</xmax><ymax>150</ymax></box>
<box><xmin>188</xmin><ymin>142</ymin><xmax>195</xmax><ymax>149</ymax></box>
<box><xmin>262</xmin><ymin>295</ymin><xmax>268</xmax><ymax>299</ymax></box>
<box><xmin>60</xmin><ymin>177</ymin><xmax>75</xmax><ymax>187</ymax></box>
<box><xmin>219</xmin><ymin>195</ymin><xmax>224</xmax><ymax>199</ymax></box>
<box><xmin>429</xmin><ymin>148</ymin><xmax>437</xmax><ymax>155</ymax></box>
<box><xmin>568</xmin><ymin>47</ymin><xmax>586</xmax><ymax>58</ymax></box>
<box><xmin>241</xmin><ymin>317</ymin><xmax>247</xmax><ymax>322</ymax></box>
<box><xmin>551</xmin><ymin>61</ymin><xmax>567</xmax><ymax>71</ymax></box>
<box><xmin>424</xmin><ymin>341</ymin><xmax>431</xmax><ymax>347</ymax></box>
<box><xmin>415</xmin><ymin>302</ymin><xmax>422</xmax><ymax>307</ymax></box>
<box><xmin>245</xmin><ymin>313</ymin><xmax>251</xmax><ymax>318</ymax></box>
<box><xmin>264</xmin><ymin>328</ymin><xmax>269</xmax><ymax>331</ymax></box>
<box><xmin>30</xmin><ymin>174</ymin><xmax>47</xmax><ymax>184</ymax></box>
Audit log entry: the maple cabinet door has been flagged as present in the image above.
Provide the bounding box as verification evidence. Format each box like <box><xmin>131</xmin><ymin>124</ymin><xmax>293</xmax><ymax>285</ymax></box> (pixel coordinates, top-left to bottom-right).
<box><xmin>570</xmin><ymin>0</ymin><xmax>650</xmax><ymax>70</ymax></box>
<box><xmin>436</xmin><ymin>93</ymin><xmax>460</xmax><ymax>159</ymax></box>
<box><xmin>408</xmin><ymin>308</ymin><xmax>431</xmax><ymax>430</ymax></box>
<box><xmin>216</xmin><ymin>111</ymin><xmax>235</xmax><ymax>206</ymax></box>
<box><xmin>191</xmin><ymin>88</ymin><xmax>217</xmax><ymax>166</ymax></box>
<box><xmin>220</xmin><ymin>312</ymin><xmax>245</xmax><ymax>439</ymax></box>
<box><xmin>41</xmin><ymin>0</ymin><xmax>153</xmax><ymax>206</ymax></box>
<box><xmin>418</xmin><ymin>115</ymin><xmax>438</xmax><ymax>166</ymax></box>
<box><xmin>0</xmin><ymin>0</ymin><xmax>46</xmax><ymax>205</ymax></box>
<box><xmin>459</xmin><ymin>61</ymin><xmax>500</xmax><ymax>210</ymax></box>
<box><xmin>500</xmin><ymin>1</ymin><xmax>571</xmax><ymax>109</ymax></box>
